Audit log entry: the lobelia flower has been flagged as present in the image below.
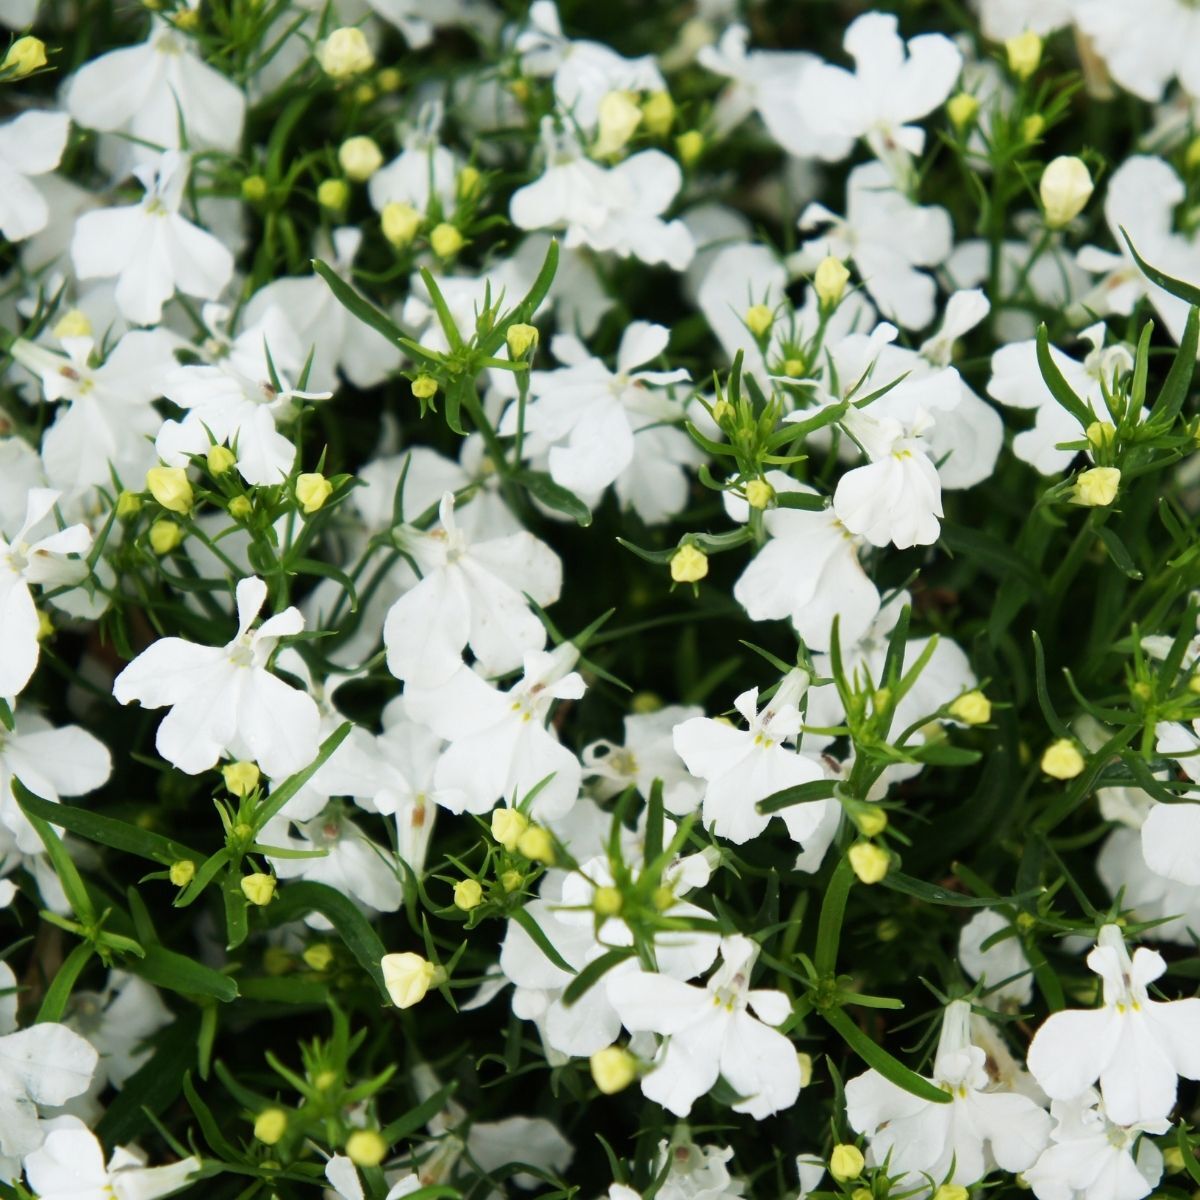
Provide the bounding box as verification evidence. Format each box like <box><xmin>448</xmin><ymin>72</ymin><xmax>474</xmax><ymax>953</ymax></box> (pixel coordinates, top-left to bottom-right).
<box><xmin>796</xmin><ymin>13</ymin><xmax>962</xmax><ymax>174</ymax></box>
<box><xmin>368</xmin><ymin>100</ymin><xmax>460</xmax><ymax>217</ymax></box>
<box><xmin>1139</xmin><ymin>801</ymin><xmax>1200</xmax><ymax>886</ymax></box>
<box><xmin>958</xmin><ymin>909</ymin><xmax>1034</xmax><ymax>1009</ymax></box>
<box><xmin>1027</xmin><ymin>923</ymin><xmax>1200</xmax><ymax>1125</ymax></box>
<box><xmin>500</xmin><ymin>322</ymin><xmax>691</xmax><ymax>501</ymax></box>
<box><xmin>0</xmin><ymin>961</ymin><xmax>97</xmax><ymax>1162</ymax></box>
<box><xmin>1026</xmin><ymin>1089</ymin><xmax>1166</xmax><ymax>1200</ymax></box>
<box><xmin>383</xmin><ymin>491</ymin><xmax>562</xmax><ymax>688</ymax></box>
<box><xmin>23</xmin><ymin>1114</ymin><xmax>200</xmax><ymax>1200</ymax></box>
<box><xmin>672</xmin><ymin>671</ymin><xmax>831</xmax><ymax>847</ymax></box>
<box><xmin>0</xmin><ymin>111</ymin><xmax>70</xmax><ymax>243</ymax></box>
<box><xmin>846</xmin><ymin>999</ymin><xmax>1052</xmax><ymax>1190</ymax></box>
<box><xmin>403</xmin><ymin>643</ymin><xmax>584</xmax><ymax>820</ymax></box>
<box><xmin>112</xmin><ymin>575</ymin><xmax>321</xmax><ymax>777</ymax></box>
<box><xmin>1097</xmin><ymin>825</ymin><xmax>1200</xmax><ymax>947</ymax></box>
<box><xmin>64</xmin><ymin>18</ymin><xmax>245</xmax><ymax>161</ymax></box>
<box><xmin>1072</xmin><ymin>0</ymin><xmax>1200</xmax><ymax>102</ymax></box>
<box><xmin>797</xmin><ymin>162</ymin><xmax>953</xmax><ymax>330</ymax></box>
<box><xmin>11</xmin><ymin>330</ymin><xmax>178</xmax><ymax>496</ymax></box>
<box><xmin>71</xmin><ymin>151</ymin><xmax>234</xmax><ymax>326</ymax></box>
<box><xmin>0</xmin><ymin>488</ymin><xmax>93</xmax><ymax>699</ymax></box>
<box><xmin>979</xmin><ymin>0</ymin><xmax>1076</xmax><ymax>39</ymax></box>
<box><xmin>608</xmin><ymin>933</ymin><xmax>802</xmax><ymax>1119</ymax></box>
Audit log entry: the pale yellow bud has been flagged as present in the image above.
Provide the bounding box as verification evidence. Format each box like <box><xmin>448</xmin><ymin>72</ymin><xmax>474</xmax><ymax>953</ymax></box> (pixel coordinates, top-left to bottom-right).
<box><xmin>710</xmin><ymin>399</ymin><xmax>734</xmax><ymax>425</ymax></box>
<box><xmin>631</xmin><ymin>691</ymin><xmax>662</xmax><ymax>714</ymax></box>
<box><xmin>148</xmin><ymin>520</ymin><xmax>183</xmax><ymax>555</ymax></box>
<box><xmin>1041</xmin><ymin>738</ymin><xmax>1085</xmax><ymax>779</ymax></box>
<box><xmin>1074</xmin><ymin>466</ymin><xmax>1120</xmax><ymax>507</ymax></box>
<box><xmin>346</xmin><ymin>1129</ymin><xmax>387</xmax><ymax>1168</ymax></box>
<box><xmin>381</xmin><ymin>201</ymin><xmax>422</xmax><ymax>248</ymax></box>
<box><xmin>317</xmin><ymin>178</ymin><xmax>350</xmax><ymax>212</ymax></box>
<box><xmin>169</xmin><ymin>860</ymin><xmax>196</xmax><ymax>887</ymax></box>
<box><xmin>453</xmin><ymin>878</ymin><xmax>483</xmax><ymax>911</ymax></box>
<box><xmin>745</xmin><ymin>304</ymin><xmax>774</xmax><ymax>338</ymax></box>
<box><xmin>145</xmin><ymin>466</ymin><xmax>193</xmax><ymax>514</ymax></box>
<box><xmin>1164</xmin><ymin>1147</ymin><xmax>1186</xmax><ymax>1174</ymax></box>
<box><xmin>296</xmin><ymin>472</ymin><xmax>333</xmax><ymax>514</ymax></box>
<box><xmin>506</xmin><ymin>323</ymin><xmax>539</xmax><ymax>358</ymax></box>
<box><xmin>590</xmin><ymin>1045</ymin><xmax>637</xmax><ymax>1094</ymax></box>
<box><xmin>949</xmin><ymin>690</ymin><xmax>992</xmax><ymax>725</ymax></box>
<box><xmin>1006</xmin><ymin>31</ymin><xmax>1043</xmax><ymax>79</ymax></box>
<box><xmin>52</xmin><ymin>308</ymin><xmax>92</xmax><ymax>340</ymax></box>
<box><xmin>517</xmin><ymin>825</ymin><xmax>555</xmax><ymax>864</ymax></box>
<box><xmin>318</xmin><ymin>27</ymin><xmax>374</xmax><ymax>78</ymax></box>
<box><xmin>457</xmin><ymin>164</ymin><xmax>482</xmax><ymax>200</ymax></box>
<box><xmin>254</xmin><ymin>1108</ymin><xmax>288</xmax><ymax>1145</ymax></box>
<box><xmin>670</xmin><ymin>544</ymin><xmax>708</xmax><ymax>583</ymax></box>
<box><xmin>1041</xmin><ymin>156</ymin><xmax>1094</xmax><ymax>228</ymax></box>
<box><xmin>745</xmin><ymin>479</ymin><xmax>774</xmax><ymax>510</ymax></box>
<box><xmin>934</xmin><ymin>1186</ymin><xmax>970</xmax><ymax>1200</ymax></box>
<box><xmin>797</xmin><ymin>1051</ymin><xmax>814</xmax><ymax>1087</ymax></box>
<box><xmin>594</xmin><ymin>90</ymin><xmax>643</xmax><ymax>157</ymax></box>
<box><xmin>855</xmin><ymin>807</ymin><xmax>888</xmax><ymax>838</ymax></box>
<box><xmin>378</xmin><ymin>67</ymin><xmax>403</xmax><ymax>92</ymax></box>
<box><xmin>229</xmin><ymin>495</ymin><xmax>253</xmax><ymax>520</ymax></box>
<box><xmin>848</xmin><ymin>842</ymin><xmax>890</xmax><ymax>885</ymax></box>
<box><xmin>1086</xmin><ymin>420</ymin><xmax>1117</xmax><ymax>451</ymax></box>
<box><xmin>241</xmin><ymin>873</ymin><xmax>277</xmax><ymax>906</ymax></box>
<box><xmin>676</xmin><ymin>130</ymin><xmax>704</xmax><ymax>166</ymax></box>
<box><xmin>116</xmin><ymin>490</ymin><xmax>142</xmax><ymax>520</ymax></box>
<box><xmin>35</xmin><ymin>610</ymin><xmax>52</xmax><ymax>640</ymax></box>
<box><xmin>223</xmin><ymin>760</ymin><xmax>261</xmax><ymax>797</ymax></box>
<box><xmin>501</xmin><ymin>869</ymin><xmax>523</xmax><ymax>892</ymax></box>
<box><xmin>593</xmin><ymin>886</ymin><xmax>623</xmax><ymax>916</ymax></box>
<box><xmin>491</xmin><ymin>807</ymin><xmax>529</xmax><ymax>851</ymax></box>
<box><xmin>2</xmin><ymin>35</ymin><xmax>47</xmax><ymax>78</ymax></box>
<box><xmin>241</xmin><ymin>174</ymin><xmax>268</xmax><ymax>203</ymax></box>
<box><xmin>429</xmin><ymin>222</ymin><xmax>464</xmax><ymax>259</ymax></box>
<box><xmin>411</xmin><ymin>374</ymin><xmax>439</xmax><ymax>399</ymax></box>
<box><xmin>830</xmin><ymin>1144</ymin><xmax>866</xmax><ymax>1182</ymax></box>
<box><xmin>814</xmin><ymin>256</ymin><xmax>851</xmax><ymax>308</ymax></box>
<box><xmin>947</xmin><ymin>91</ymin><xmax>980</xmax><ymax>131</ymax></box>
<box><xmin>783</xmin><ymin>357</ymin><xmax>806</xmax><ymax>377</ymax></box>
<box><xmin>641</xmin><ymin>90</ymin><xmax>675</xmax><ymax>137</ymax></box>
<box><xmin>1023</xmin><ymin>114</ymin><xmax>1046</xmax><ymax>142</ymax></box>
<box><xmin>381</xmin><ymin>951</ymin><xmax>438</xmax><ymax>1008</ymax></box>
<box><xmin>338</xmin><ymin>135</ymin><xmax>383</xmax><ymax>182</ymax></box>
<box><xmin>303</xmin><ymin>943</ymin><xmax>334</xmax><ymax>971</ymax></box>
<box><xmin>207</xmin><ymin>444</ymin><xmax>237</xmax><ymax>475</ymax></box>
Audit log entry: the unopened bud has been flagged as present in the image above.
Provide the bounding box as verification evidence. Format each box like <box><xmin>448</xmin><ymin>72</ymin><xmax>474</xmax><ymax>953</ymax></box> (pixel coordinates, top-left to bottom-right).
<box><xmin>1041</xmin><ymin>738</ymin><xmax>1085</xmax><ymax>779</ymax></box>
<box><xmin>346</xmin><ymin>1129</ymin><xmax>387</xmax><ymax>1168</ymax></box>
<box><xmin>676</xmin><ymin>129</ymin><xmax>704</xmax><ymax>166</ymax></box>
<box><xmin>590</xmin><ymin>1045</ymin><xmax>636</xmax><ymax>1094</ymax></box>
<box><xmin>241</xmin><ymin>175</ymin><xmax>268</xmax><ymax>203</ymax></box>
<box><xmin>318</xmin><ymin>27</ymin><xmax>374</xmax><ymax>78</ymax></box>
<box><xmin>229</xmin><ymin>495</ymin><xmax>253</xmax><ymax>520</ymax></box>
<box><xmin>429</xmin><ymin>223</ymin><xmax>463</xmax><ymax>259</ymax></box>
<box><xmin>338</xmin><ymin>136</ymin><xmax>383</xmax><ymax>182</ymax></box>
<box><xmin>317</xmin><ymin>178</ymin><xmax>349</xmax><ymax>211</ymax></box>
<box><xmin>745</xmin><ymin>304</ymin><xmax>774</xmax><ymax>338</ymax></box>
<box><xmin>148</xmin><ymin>520</ymin><xmax>183</xmax><ymax>555</ymax></box>
<box><xmin>382</xmin><ymin>201</ymin><xmax>421</xmax><ymax>248</ymax></box>
<box><xmin>207</xmin><ymin>444</ymin><xmax>236</xmax><ymax>475</ymax></box>
<box><xmin>254</xmin><ymin>1108</ymin><xmax>287</xmax><ymax>1145</ymax></box>
<box><xmin>491</xmin><ymin>807</ymin><xmax>529</xmax><ymax>851</ymax></box>
<box><xmin>814</xmin><ymin>256</ymin><xmax>851</xmax><ymax>308</ymax></box>
<box><xmin>947</xmin><ymin>92</ymin><xmax>980</xmax><ymax>131</ymax></box>
<box><xmin>411</xmin><ymin>374</ymin><xmax>438</xmax><ymax>400</ymax></box>
<box><xmin>2</xmin><ymin>35</ymin><xmax>47</xmax><ymax>78</ymax></box>
<box><xmin>745</xmin><ymin>479</ymin><xmax>774</xmax><ymax>509</ymax></box>
<box><xmin>169</xmin><ymin>860</ymin><xmax>196</xmax><ymax>887</ymax></box>
<box><xmin>296</xmin><ymin>472</ymin><xmax>333</xmax><ymax>514</ymax></box>
<box><xmin>848</xmin><ymin>842</ymin><xmax>890</xmax><ymax>885</ymax></box>
<box><xmin>506</xmin><ymin>323</ymin><xmax>539</xmax><ymax>359</ymax></box>
<box><xmin>641</xmin><ymin>90</ymin><xmax>675</xmax><ymax>137</ymax></box>
<box><xmin>1073</xmin><ymin>466</ymin><xmax>1120</xmax><ymax>507</ymax></box>
<box><xmin>1040</xmin><ymin>156</ymin><xmax>1094</xmax><ymax>228</ymax></box>
<box><xmin>241</xmin><ymin>873</ymin><xmax>277</xmax><ymax>906</ymax></box>
<box><xmin>381</xmin><ymin>951</ymin><xmax>438</xmax><ymax>1008</ymax></box>
<box><xmin>830</xmin><ymin>1144</ymin><xmax>865</xmax><ymax>1182</ymax></box>
<box><xmin>223</xmin><ymin>760</ymin><xmax>260</xmax><ymax>796</ymax></box>
<box><xmin>949</xmin><ymin>690</ymin><xmax>992</xmax><ymax>725</ymax></box>
<box><xmin>593</xmin><ymin>886</ymin><xmax>622</xmax><ymax>916</ymax></box>
<box><xmin>670</xmin><ymin>544</ymin><xmax>708</xmax><ymax>583</ymax></box>
<box><xmin>1006</xmin><ymin>31</ymin><xmax>1043</xmax><ymax>79</ymax></box>
<box><xmin>145</xmin><ymin>466</ymin><xmax>193</xmax><ymax>514</ymax></box>
<box><xmin>453</xmin><ymin>878</ymin><xmax>483</xmax><ymax>911</ymax></box>
<box><xmin>517</xmin><ymin>825</ymin><xmax>555</xmax><ymax>864</ymax></box>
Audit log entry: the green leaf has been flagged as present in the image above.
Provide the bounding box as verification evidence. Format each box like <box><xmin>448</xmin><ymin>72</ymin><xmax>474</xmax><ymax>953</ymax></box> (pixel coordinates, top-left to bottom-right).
<box><xmin>1094</xmin><ymin>525</ymin><xmax>1143</xmax><ymax>580</ymax></box>
<box><xmin>511</xmin><ymin>906</ymin><xmax>577</xmax><ymax>976</ymax></box>
<box><xmin>266</xmin><ymin>881</ymin><xmax>391</xmax><ymax>1002</ymax></box>
<box><xmin>821</xmin><ymin>1005</ymin><xmax>951</xmax><ymax>1104</ymax></box>
<box><xmin>129</xmin><ymin>944</ymin><xmax>238</xmax><ymax>1002</ymax></box>
<box><xmin>183</xmin><ymin>1071</ymin><xmax>240</xmax><ymax>1159</ymax></box>
<box><xmin>515</xmin><ymin>238</ymin><xmax>559</xmax><ymax>322</ymax></box>
<box><xmin>1121</xmin><ymin>230</ymin><xmax>1200</xmax><ymax>306</ymax></box>
<box><xmin>772</xmin><ymin>491</ymin><xmax>829</xmax><ymax>512</ymax></box>
<box><xmin>313</xmin><ymin>259</ymin><xmax>404</xmax><ymax>345</ymax></box>
<box><xmin>37</xmin><ymin>943</ymin><xmax>94</xmax><ymax>1023</ymax></box>
<box><xmin>562</xmin><ymin>947</ymin><xmax>635</xmax><ymax>1006</ymax></box>
<box><xmin>514</xmin><ymin>469</ymin><xmax>592</xmax><ymax>527</ymax></box>
<box><xmin>1152</xmin><ymin>306</ymin><xmax>1199</xmax><ymax>426</ymax></box>
<box><xmin>1036</xmin><ymin>325</ymin><xmax>1094</xmax><ymax>429</ymax></box>
<box><xmin>17</xmin><ymin>793</ymin><xmax>96</xmax><ymax>925</ymax></box>
<box><xmin>252</xmin><ymin>722</ymin><xmax>353</xmax><ymax>834</ymax></box>
<box><xmin>1176</xmin><ymin>1124</ymin><xmax>1200</xmax><ymax>1188</ymax></box>
<box><xmin>757</xmin><ymin>779</ymin><xmax>839</xmax><ymax>814</ymax></box>
<box><xmin>381</xmin><ymin>1081</ymin><xmax>458</xmax><ymax>1142</ymax></box>
<box><xmin>814</xmin><ymin>855</ymin><xmax>854</xmax><ymax>977</ymax></box>
<box><xmin>222</xmin><ymin>873</ymin><xmax>250</xmax><ymax>951</ymax></box>
<box><xmin>880</xmin><ymin>873</ymin><xmax>1040</xmax><ymax>907</ymax></box>
<box><xmin>418</xmin><ymin>268</ymin><xmax>465</xmax><ymax>351</ymax></box>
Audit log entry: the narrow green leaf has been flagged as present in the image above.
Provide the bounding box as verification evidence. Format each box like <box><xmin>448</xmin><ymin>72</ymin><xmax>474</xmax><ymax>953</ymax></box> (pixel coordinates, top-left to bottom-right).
<box><xmin>511</xmin><ymin>906</ymin><xmax>577</xmax><ymax>976</ymax></box>
<box><xmin>252</xmin><ymin>722</ymin><xmax>353</xmax><ymax>834</ymax></box>
<box><xmin>757</xmin><ymin>779</ymin><xmax>839</xmax><ymax>814</ymax></box>
<box><xmin>1094</xmin><ymin>525</ymin><xmax>1143</xmax><ymax>580</ymax></box>
<box><xmin>880</xmin><ymin>873</ymin><xmax>1040</xmax><ymax>907</ymax></box>
<box><xmin>313</xmin><ymin>259</ymin><xmax>404</xmax><ymax>345</ymax></box>
<box><xmin>1152</xmin><ymin>306</ymin><xmax>1199</xmax><ymax>425</ymax></box>
<box><xmin>1036</xmin><ymin>325</ymin><xmax>1094</xmax><ymax>428</ymax></box>
<box><xmin>562</xmin><ymin>948</ymin><xmax>635</xmax><ymax>1007</ymax></box>
<box><xmin>514</xmin><ymin>469</ymin><xmax>592</xmax><ymax>527</ymax></box>
<box><xmin>821</xmin><ymin>1005</ymin><xmax>951</xmax><ymax>1104</ymax></box>
<box><xmin>37</xmin><ymin>943</ymin><xmax>94</xmax><ymax>1023</ymax></box>
<box><xmin>129</xmin><ymin>944</ymin><xmax>238</xmax><ymax>1002</ymax></box>
<box><xmin>1121</xmin><ymin>231</ymin><xmax>1200</xmax><ymax>306</ymax></box>
<box><xmin>418</xmin><ymin>268</ymin><xmax>464</xmax><ymax>351</ymax></box>
<box><xmin>381</xmin><ymin>1081</ymin><xmax>458</xmax><ymax>1143</ymax></box>
<box><xmin>18</xmin><ymin>798</ymin><xmax>95</xmax><ymax>925</ymax></box>
<box><xmin>814</xmin><ymin>855</ymin><xmax>854</xmax><ymax>977</ymax></box>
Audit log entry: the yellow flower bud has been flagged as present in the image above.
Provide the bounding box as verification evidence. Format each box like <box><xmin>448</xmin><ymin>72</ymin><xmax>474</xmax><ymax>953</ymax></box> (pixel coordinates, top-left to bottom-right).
<box><xmin>241</xmin><ymin>175</ymin><xmax>268</xmax><ymax>203</ymax></box>
<box><xmin>949</xmin><ymin>690</ymin><xmax>992</xmax><ymax>725</ymax></box>
<box><xmin>501</xmin><ymin>869</ymin><xmax>523</xmax><ymax>892</ymax></box>
<box><xmin>453</xmin><ymin>878</ymin><xmax>483</xmax><ymax>911</ymax></box>
<box><xmin>830</xmin><ymin>1144</ymin><xmax>866</xmax><ymax>1182</ymax></box>
<box><xmin>411</xmin><ymin>374</ymin><xmax>438</xmax><ymax>399</ymax></box>
<box><xmin>641</xmin><ymin>90</ymin><xmax>675</xmax><ymax>137</ymax></box>
<box><xmin>491</xmin><ymin>807</ymin><xmax>529</xmax><ymax>851</ymax></box>
<box><xmin>783</xmin><ymin>357</ymin><xmax>806</xmax><ymax>377</ymax></box>
<box><xmin>318</xmin><ymin>27</ymin><xmax>374</xmax><ymax>78</ymax></box>
<box><xmin>303</xmin><ymin>943</ymin><xmax>334</xmax><ymax>971</ymax></box>
<box><xmin>676</xmin><ymin>129</ymin><xmax>704</xmax><ymax>165</ymax></box>
<box><xmin>848</xmin><ymin>842</ymin><xmax>890</xmax><ymax>885</ymax></box>
<box><xmin>1073</xmin><ymin>466</ymin><xmax>1120</xmax><ymax>507</ymax></box>
<box><xmin>116</xmin><ymin>490</ymin><xmax>142</xmax><ymax>520</ymax></box>
<box><xmin>263</xmin><ymin>946</ymin><xmax>291</xmax><ymax>975</ymax></box>
<box><xmin>382</xmin><ymin>201</ymin><xmax>421</xmax><ymax>248</ymax></box>
<box><xmin>1164</xmin><ymin>1147</ymin><xmax>1186</xmax><ymax>1174</ymax></box>
<box><xmin>590</xmin><ymin>1045</ymin><xmax>637</xmax><ymax>1094</ymax></box>
<box><xmin>207</xmin><ymin>444</ymin><xmax>237</xmax><ymax>475</ymax></box>
<box><xmin>353</xmin><ymin>82</ymin><xmax>376</xmax><ymax>105</ymax></box>
<box><xmin>254</xmin><ymin>1107</ymin><xmax>288</xmax><ymax>1145</ymax></box>
<box><xmin>145</xmin><ymin>466</ymin><xmax>193</xmax><ymax>514</ymax></box>
<box><xmin>517</xmin><ymin>825</ymin><xmax>555</xmax><ymax>864</ymax></box>
<box><xmin>631</xmin><ymin>691</ymin><xmax>662</xmax><ymax>714</ymax></box>
<box><xmin>745</xmin><ymin>304</ymin><xmax>774</xmax><ymax>338</ymax></box>
<box><xmin>345</xmin><ymin>1129</ymin><xmax>387</xmax><ymax>1168</ymax></box>
<box><xmin>429</xmin><ymin>222</ymin><xmax>464</xmax><ymax>259</ymax></box>
<box><xmin>1040</xmin><ymin>156</ymin><xmax>1094</xmax><ymax>228</ymax></box>
<box><xmin>148</xmin><ymin>520</ymin><xmax>183</xmax><ymax>555</ymax></box>
<box><xmin>241</xmin><ymin>873</ymin><xmax>277</xmax><ymax>906</ymax></box>
<box><xmin>1006</xmin><ymin>31</ymin><xmax>1043</xmax><ymax>79</ymax></box>
<box><xmin>797</xmin><ymin>1051</ymin><xmax>814</xmax><ymax>1087</ymax></box>
<box><xmin>1023</xmin><ymin>114</ymin><xmax>1046</xmax><ymax>143</ymax></box>
<box><xmin>745</xmin><ymin>479</ymin><xmax>774</xmax><ymax>509</ymax></box>
<box><xmin>594</xmin><ymin>89</ymin><xmax>643</xmax><ymax>157</ymax></box>
<box><xmin>338</xmin><ymin>135</ymin><xmax>383</xmax><ymax>182</ymax></box>
<box><xmin>593</xmin><ymin>886</ymin><xmax>623</xmax><ymax>916</ymax></box>
<box><xmin>314</xmin><ymin>1069</ymin><xmax>337</xmax><ymax>1090</ymax></box>
<box><xmin>1086</xmin><ymin>420</ymin><xmax>1117</xmax><ymax>451</ymax></box>
<box><xmin>171</xmin><ymin>7</ymin><xmax>199</xmax><ymax>30</ymax></box>
<box><xmin>381</xmin><ymin>950</ymin><xmax>438</xmax><ymax>1008</ymax></box>
<box><xmin>710</xmin><ymin>398</ymin><xmax>734</xmax><ymax>424</ymax></box>
<box><xmin>229</xmin><ymin>495</ymin><xmax>253</xmax><ymax>520</ymax></box>
<box><xmin>169</xmin><ymin>860</ymin><xmax>196</xmax><ymax>887</ymax></box>
<box><xmin>506</xmin><ymin>323</ymin><xmax>539</xmax><ymax>359</ymax></box>
<box><xmin>670</xmin><ymin>544</ymin><xmax>708</xmax><ymax>584</ymax></box>
<box><xmin>814</xmin><ymin>256</ymin><xmax>851</xmax><ymax>308</ymax></box>
<box><xmin>652</xmin><ymin>885</ymin><xmax>674</xmax><ymax>911</ymax></box>
<box><xmin>855</xmin><ymin>807</ymin><xmax>888</xmax><ymax>838</ymax></box>
<box><xmin>296</xmin><ymin>472</ymin><xmax>333</xmax><ymax>514</ymax></box>
<box><xmin>852</xmin><ymin>1190</ymin><xmax>872</xmax><ymax>1200</ymax></box>
<box><xmin>2</xmin><ymin>35</ymin><xmax>47</xmax><ymax>78</ymax></box>
<box><xmin>947</xmin><ymin>91</ymin><xmax>980</xmax><ymax>131</ymax></box>
<box><xmin>378</xmin><ymin>67</ymin><xmax>403</xmax><ymax>93</ymax></box>
<box><xmin>52</xmin><ymin>308</ymin><xmax>92</xmax><ymax>340</ymax></box>
<box><xmin>934</xmin><ymin>1187</ymin><xmax>970</xmax><ymax>1200</ymax></box>
<box><xmin>35</xmin><ymin>610</ymin><xmax>52</xmax><ymax>640</ymax></box>
<box><xmin>457</xmin><ymin>164</ymin><xmax>482</xmax><ymax>200</ymax></box>
<box><xmin>317</xmin><ymin>178</ymin><xmax>350</xmax><ymax>212</ymax></box>
<box><xmin>1041</xmin><ymin>738</ymin><xmax>1085</xmax><ymax>779</ymax></box>
<box><xmin>223</xmin><ymin>760</ymin><xmax>261</xmax><ymax>797</ymax></box>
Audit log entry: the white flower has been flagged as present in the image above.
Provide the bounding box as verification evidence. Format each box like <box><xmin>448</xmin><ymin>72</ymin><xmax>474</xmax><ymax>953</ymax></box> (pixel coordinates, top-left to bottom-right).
<box><xmin>0</xmin><ymin>111</ymin><xmax>70</xmax><ymax>243</ymax></box>
<box><xmin>0</xmin><ymin>488</ymin><xmax>93</xmax><ymax>699</ymax></box>
<box><xmin>1027</xmin><ymin>923</ymin><xmax>1200</xmax><ymax>1125</ymax></box>
<box><xmin>404</xmin><ymin>644</ymin><xmax>585</xmax><ymax>820</ymax></box>
<box><xmin>846</xmin><ymin>999</ymin><xmax>1051</xmax><ymax>1190</ymax></box>
<box><xmin>71</xmin><ymin>151</ymin><xmax>234</xmax><ymax>326</ymax></box>
<box><xmin>65</xmin><ymin>971</ymin><xmax>171</xmax><ymax>1096</ymax></box>
<box><xmin>65</xmin><ymin>19</ymin><xmax>245</xmax><ymax>160</ymax></box>
<box><xmin>1140</xmin><ymin>802</ymin><xmax>1200</xmax><ymax>886</ymax></box>
<box><xmin>798</xmin><ymin>162</ymin><xmax>953</xmax><ymax>330</ymax></box>
<box><xmin>368</xmin><ymin>100</ymin><xmax>459</xmax><ymax>215</ymax></box>
<box><xmin>608</xmin><ymin>933</ymin><xmax>802</xmax><ymax>1118</ymax></box>
<box><xmin>1097</xmin><ymin>827</ymin><xmax>1200</xmax><ymax>948</ymax></box>
<box><xmin>979</xmin><ymin>0</ymin><xmax>1076</xmax><ymax>39</ymax></box>
<box><xmin>1073</xmin><ymin>0</ymin><xmax>1200</xmax><ymax>101</ymax></box>
<box><xmin>958</xmin><ymin>909</ymin><xmax>1034</xmax><ymax>1009</ymax></box>
<box><xmin>112</xmin><ymin>575</ymin><xmax>321</xmax><ymax>777</ymax></box>
<box><xmin>383</xmin><ymin>491</ymin><xmax>562</xmax><ymax>688</ymax></box>
<box><xmin>1026</xmin><ymin>1090</ymin><xmax>1166</xmax><ymax>1200</ymax></box>
<box><xmin>797</xmin><ymin>13</ymin><xmax>962</xmax><ymax>171</ymax></box>
<box><xmin>673</xmin><ymin>671</ymin><xmax>829</xmax><ymax>846</ymax></box>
